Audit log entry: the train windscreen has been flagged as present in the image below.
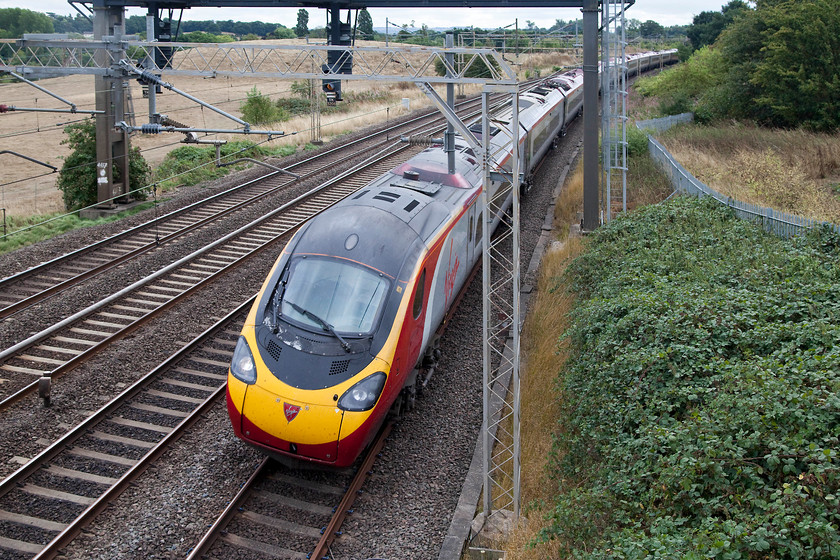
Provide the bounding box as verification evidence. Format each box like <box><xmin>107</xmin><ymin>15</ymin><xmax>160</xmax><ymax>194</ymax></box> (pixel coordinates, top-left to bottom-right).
<box><xmin>280</xmin><ymin>257</ymin><xmax>389</xmax><ymax>335</ymax></box>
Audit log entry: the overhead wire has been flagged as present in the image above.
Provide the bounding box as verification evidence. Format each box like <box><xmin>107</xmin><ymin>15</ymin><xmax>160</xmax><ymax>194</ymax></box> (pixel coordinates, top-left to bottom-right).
<box><xmin>1</xmin><ymin>133</ymin><xmax>283</xmax><ymax>241</ymax></box>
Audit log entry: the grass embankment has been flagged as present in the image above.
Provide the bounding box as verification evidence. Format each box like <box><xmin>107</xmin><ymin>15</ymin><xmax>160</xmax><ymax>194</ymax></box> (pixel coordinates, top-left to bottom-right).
<box><xmin>152</xmin><ymin>141</ymin><xmax>297</xmax><ymax>190</ymax></box>
<box><xmin>501</xmin><ymin>144</ymin><xmax>673</xmax><ymax>559</ymax></box>
<box><xmin>657</xmin><ymin>124</ymin><xmax>840</xmax><ymax>224</ymax></box>
<box><xmin>0</xmin><ymin>141</ymin><xmax>297</xmax><ymax>255</ymax></box>
<box><xmin>533</xmin><ymin>197</ymin><xmax>840</xmax><ymax>558</ymax></box>
<box><xmin>0</xmin><ymin>203</ymin><xmax>156</xmax><ymax>255</ymax></box>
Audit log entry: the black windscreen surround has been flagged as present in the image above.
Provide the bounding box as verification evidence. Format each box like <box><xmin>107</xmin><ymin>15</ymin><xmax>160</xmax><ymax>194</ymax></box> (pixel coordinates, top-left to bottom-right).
<box><xmin>255</xmin><ymin>324</ymin><xmax>371</xmax><ymax>390</ymax></box>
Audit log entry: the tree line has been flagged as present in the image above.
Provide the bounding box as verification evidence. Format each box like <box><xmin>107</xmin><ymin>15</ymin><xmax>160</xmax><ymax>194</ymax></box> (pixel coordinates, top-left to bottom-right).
<box><xmin>641</xmin><ymin>0</ymin><xmax>839</xmax><ymax>132</ymax></box>
<box><xmin>3</xmin><ymin>7</ymin><xmax>683</xmax><ymax>44</ymax></box>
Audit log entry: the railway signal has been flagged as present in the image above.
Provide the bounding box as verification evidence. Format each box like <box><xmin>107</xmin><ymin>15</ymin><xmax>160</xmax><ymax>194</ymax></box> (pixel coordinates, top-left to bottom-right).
<box><xmin>321</xmin><ymin>9</ymin><xmax>353</xmax><ymax>104</ymax></box>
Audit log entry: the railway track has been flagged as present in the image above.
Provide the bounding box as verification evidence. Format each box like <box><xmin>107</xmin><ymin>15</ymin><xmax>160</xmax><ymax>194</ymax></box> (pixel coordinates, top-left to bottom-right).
<box><xmin>0</xmin><ymin>300</ymin><xmax>253</xmax><ymax>559</ymax></box>
<box><xmin>0</xmin><ymin>97</ymin><xmax>486</xmax><ymax>322</ymax></box>
<box><xmin>186</xmin><ymin>423</ymin><xmax>391</xmax><ymax>560</ymax></box>
<box><xmin>0</xmin><ymin>139</ymin><xmax>427</xmax><ymax>410</ymax></box>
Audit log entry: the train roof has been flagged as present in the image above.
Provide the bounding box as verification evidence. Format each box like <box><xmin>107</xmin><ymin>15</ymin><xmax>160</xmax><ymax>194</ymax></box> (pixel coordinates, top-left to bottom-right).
<box><xmin>294</xmin><ymin>145</ymin><xmax>479</xmax><ymax>279</ymax></box>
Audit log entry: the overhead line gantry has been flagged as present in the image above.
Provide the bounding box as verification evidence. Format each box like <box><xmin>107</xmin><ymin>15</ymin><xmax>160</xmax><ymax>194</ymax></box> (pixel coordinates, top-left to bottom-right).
<box><xmin>1</xmin><ymin>0</ymin><xmax>634</xmax><ymax>540</ymax></box>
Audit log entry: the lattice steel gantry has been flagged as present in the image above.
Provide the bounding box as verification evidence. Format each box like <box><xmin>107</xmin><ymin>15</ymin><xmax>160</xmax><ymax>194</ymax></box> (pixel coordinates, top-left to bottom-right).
<box><xmin>0</xmin><ymin>1</ymin><xmax>631</xmax><ymax>538</ymax></box>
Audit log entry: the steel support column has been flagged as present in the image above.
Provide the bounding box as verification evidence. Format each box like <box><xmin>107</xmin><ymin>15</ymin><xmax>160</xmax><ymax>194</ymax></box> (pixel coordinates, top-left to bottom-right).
<box><xmin>445</xmin><ymin>31</ymin><xmax>456</xmax><ymax>174</ymax></box>
<box><xmin>581</xmin><ymin>0</ymin><xmax>599</xmax><ymax>231</ymax></box>
<box><xmin>481</xmin><ymin>84</ymin><xmax>521</xmax><ymax>522</ymax></box>
<box><xmin>93</xmin><ymin>3</ymin><xmax>130</xmax><ymax>206</ymax></box>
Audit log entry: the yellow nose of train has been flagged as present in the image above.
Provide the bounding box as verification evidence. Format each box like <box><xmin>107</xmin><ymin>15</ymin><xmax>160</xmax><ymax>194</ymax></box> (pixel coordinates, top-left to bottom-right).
<box><xmin>226</xmin><ymin>328</ymin><xmax>393</xmax><ymax>467</ymax></box>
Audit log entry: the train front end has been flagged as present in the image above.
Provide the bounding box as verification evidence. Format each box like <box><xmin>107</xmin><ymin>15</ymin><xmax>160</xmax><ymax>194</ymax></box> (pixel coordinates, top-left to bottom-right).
<box><xmin>226</xmin><ymin>205</ymin><xmax>422</xmax><ymax>468</ymax></box>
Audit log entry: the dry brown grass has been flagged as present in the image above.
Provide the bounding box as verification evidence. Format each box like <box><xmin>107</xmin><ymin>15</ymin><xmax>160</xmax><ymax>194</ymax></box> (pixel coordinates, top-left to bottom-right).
<box><xmin>494</xmin><ymin>163</ymin><xmax>584</xmax><ymax>559</ymax></box>
<box><xmin>660</xmin><ymin>123</ymin><xmax>840</xmax><ymax>223</ymax></box>
<box><xmin>1</xmin><ymin>39</ymin><xmax>576</xmax><ymax>218</ymax></box>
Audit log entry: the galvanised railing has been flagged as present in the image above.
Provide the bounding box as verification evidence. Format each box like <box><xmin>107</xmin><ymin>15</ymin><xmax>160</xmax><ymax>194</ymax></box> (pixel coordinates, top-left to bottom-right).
<box><xmin>638</xmin><ymin>113</ymin><xmax>840</xmax><ymax>239</ymax></box>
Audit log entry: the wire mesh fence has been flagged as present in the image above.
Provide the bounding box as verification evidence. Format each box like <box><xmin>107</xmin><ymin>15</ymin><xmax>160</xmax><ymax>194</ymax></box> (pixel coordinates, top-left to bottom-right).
<box><xmin>638</xmin><ymin>114</ymin><xmax>840</xmax><ymax>239</ymax></box>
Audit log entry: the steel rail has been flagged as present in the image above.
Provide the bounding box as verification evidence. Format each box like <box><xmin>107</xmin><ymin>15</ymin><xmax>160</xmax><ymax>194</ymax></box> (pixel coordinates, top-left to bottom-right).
<box><xmin>0</xmin><ymin>96</ymin><xmax>488</xmax><ymax>320</ymax></box>
<box><xmin>0</xmin><ymin>138</ymin><xmax>428</xmax><ymax>411</ymax></box>
<box><xmin>184</xmin><ymin>422</ymin><xmax>394</xmax><ymax>560</ymax></box>
<box><xmin>310</xmin><ymin>421</ymin><xmax>394</xmax><ymax>560</ymax></box>
<box><xmin>0</xmin><ymin>299</ymin><xmax>254</xmax><ymax>559</ymax></box>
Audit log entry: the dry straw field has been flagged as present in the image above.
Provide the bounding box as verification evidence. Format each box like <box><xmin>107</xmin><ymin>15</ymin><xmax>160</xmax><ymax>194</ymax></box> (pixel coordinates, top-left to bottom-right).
<box><xmin>658</xmin><ymin>124</ymin><xmax>840</xmax><ymax>224</ymax></box>
<box><xmin>0</xmin><ymin>38</ymin><xmax>573</xmax><ymax>217</ymax></box>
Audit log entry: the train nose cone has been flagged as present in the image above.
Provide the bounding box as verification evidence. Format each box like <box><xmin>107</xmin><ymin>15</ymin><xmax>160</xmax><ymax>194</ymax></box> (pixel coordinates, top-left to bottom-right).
<box><xmin>241</xmin><ymin>385</ymin><xmax>342</xmax><ymax>462</ymax></box>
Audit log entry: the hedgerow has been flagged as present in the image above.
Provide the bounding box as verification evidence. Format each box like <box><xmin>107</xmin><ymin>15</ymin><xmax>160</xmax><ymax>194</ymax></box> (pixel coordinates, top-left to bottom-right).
<box><xmin>544</xmin><ymin>196</ymin><xmax>840</xmax><ymax>559</ymax></box>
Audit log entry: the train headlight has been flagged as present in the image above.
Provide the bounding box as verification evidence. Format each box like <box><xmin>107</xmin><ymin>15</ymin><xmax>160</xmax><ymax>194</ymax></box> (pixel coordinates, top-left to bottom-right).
<box><xmin>230</xmin><ymin>336</ymin><xmax>257</xmax><ymax>385</ymax></box>
<box><xmin>337</xmin><ymin>372</ymin><xmax>386</xmax><ymax>412</ymax></box>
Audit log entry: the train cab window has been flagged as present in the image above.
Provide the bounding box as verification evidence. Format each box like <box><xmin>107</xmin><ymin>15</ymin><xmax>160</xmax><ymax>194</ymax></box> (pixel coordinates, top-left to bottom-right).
<box><xmin>413</xmin><ymin>269</ymin><xmax>426</xmax><ymax>319</ymax></box>
<box><xmin>281</xmin><ymin>257</ymin><xmax>389</xmax><ymax>334</ymax></box>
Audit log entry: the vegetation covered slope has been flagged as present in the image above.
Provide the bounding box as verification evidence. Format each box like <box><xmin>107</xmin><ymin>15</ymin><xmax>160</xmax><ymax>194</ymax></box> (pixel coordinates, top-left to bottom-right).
<box><xmin>638</xmin><ymin>0</ymin><xmax>840</xmax><ymax>132</ymax></box>
<box><xmin>542</xmin><ymin>197</ymin><xmax>840</xmax><ymax>558</ymax></box>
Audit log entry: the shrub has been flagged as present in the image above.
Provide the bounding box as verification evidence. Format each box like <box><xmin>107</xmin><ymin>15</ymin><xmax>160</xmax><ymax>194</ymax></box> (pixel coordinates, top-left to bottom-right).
<box><xmin>240</xmin><ymin>86</ymin><xmax>280</xmax><ymax>124</ymax></box>
<box><xmin>634</xmin><ymin>46</ymin><xmax>726</xmax><ymax>119</ymax></box>
<box><xmin>542</xmin><ymin>197</ymin><xmax>840</xmax><ymax>558</ymax></box>
<box><xmin>56</xmin><ymin>120</ymin><xmax>151</xmax><ymax>211</ymax></box>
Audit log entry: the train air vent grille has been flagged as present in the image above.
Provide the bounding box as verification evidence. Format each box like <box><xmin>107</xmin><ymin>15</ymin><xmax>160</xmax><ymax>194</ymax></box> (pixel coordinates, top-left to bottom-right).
<box><xmin>352</xmin><ymin>190</ymin><xmax>369</xmax><ymax>200</ymax></box>
<box><xmin>266</xmin><ymin>339</ymin><xmax>283</xmax><ymax>360</ymax></box>
<box><xmin>404</xmin><ymin>200</ymin><xmax>420</xmax><ymax>212</ymax></box>
<box><xmin>329</xmin><ymin>360</ymin><xmax>350</xmax><ymax>375</ymax></box>
<box><xmin>372</xmin><ymin>190</ymin><xmax>400</xmax><ymax>203</ymax></box>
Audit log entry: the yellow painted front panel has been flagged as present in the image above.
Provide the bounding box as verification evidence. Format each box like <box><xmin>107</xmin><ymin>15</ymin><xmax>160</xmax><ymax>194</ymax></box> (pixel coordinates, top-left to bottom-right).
<box><xmin>242</xmin><ymin>384</ymin><xmax>343</xmax><ymax>445</ymax></box>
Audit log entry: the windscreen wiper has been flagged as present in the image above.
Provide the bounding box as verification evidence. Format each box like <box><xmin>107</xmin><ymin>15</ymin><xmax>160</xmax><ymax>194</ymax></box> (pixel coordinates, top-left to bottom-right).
<box><xmin>285</xmin><ymin>300</ymin><xmax>351</xmax><ymax>353</ymax></box>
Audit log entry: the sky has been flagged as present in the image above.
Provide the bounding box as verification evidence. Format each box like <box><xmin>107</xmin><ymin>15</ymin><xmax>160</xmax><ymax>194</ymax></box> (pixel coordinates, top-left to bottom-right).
<box><xmin>1</xmin><ymin>0</ymin><xmax>732</xmax><ymax>31</ymax></box>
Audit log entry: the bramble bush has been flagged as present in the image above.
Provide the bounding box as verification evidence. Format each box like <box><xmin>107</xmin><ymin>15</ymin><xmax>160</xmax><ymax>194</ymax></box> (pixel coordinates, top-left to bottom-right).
<box><xmin>543</xmin><ymin>197</ymin><xmax>840</xmax><ymax>559</ymax></box>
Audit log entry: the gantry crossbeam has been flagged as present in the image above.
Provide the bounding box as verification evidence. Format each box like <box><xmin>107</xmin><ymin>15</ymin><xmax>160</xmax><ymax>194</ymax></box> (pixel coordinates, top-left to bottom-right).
<box><xmin>1</xmin><ymin>40</ymin><xmax>516</xmax><ymax>84</ymax></box>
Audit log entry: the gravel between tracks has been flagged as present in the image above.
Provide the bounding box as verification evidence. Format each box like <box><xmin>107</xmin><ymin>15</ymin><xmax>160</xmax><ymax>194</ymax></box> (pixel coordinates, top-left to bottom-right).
<box><xmin>0</xmin><ymin>112</ymin><xmax>583</xmax><ymax>559</ymax></box>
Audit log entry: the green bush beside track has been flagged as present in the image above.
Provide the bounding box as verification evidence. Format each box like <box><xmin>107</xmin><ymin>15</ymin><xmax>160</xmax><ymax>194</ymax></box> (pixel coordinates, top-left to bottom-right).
<box><xmin>544</xmin><ymin>197</ymin><xmax>840</xmax><ymax>559</ymax></box>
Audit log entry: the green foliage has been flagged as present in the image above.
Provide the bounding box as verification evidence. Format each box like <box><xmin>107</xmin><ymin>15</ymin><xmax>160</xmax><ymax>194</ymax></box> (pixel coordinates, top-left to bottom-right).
<box><xmin>685</xmin><ymin>0</ymin><xmax>750</xmax><ymax>51</ymax></box>
<box><xmin>0</xmin><ymin>7</ymin><xmax>53</xmax><ymax>38</ymax></box>
<box><xmin>267</xmin><ymin>26</ymin><xmax>295</xmax><ymax>40</ymax></box>
<box><xmin>240</xmin><ymin>86</ymin><xmax>281</xmax><ymax>124</ymax></box>
<box><xmin>638</xmin><ymin>20</ymin><xmax>665</xmax><ymax>39</ymax></box>
<box><xmin>295</xmin><ymin>8</ymin><xmax>308</xmax><ymax>38</ymax></box>
<box><xmin>180</xmin><ymin>31</ymin><xmax>235</xmax><ymax>43</ymax></box>
<box><xmin>56</xmin><ymin>120</ymin><xmax>151</xmax><ymax>211</ymax></box>
<box><xmin>46</xmin><ymin>12</ymin><xmax>89</xmax><ymax>34</ymax></box>
<box><xmin>662</xmin><ymin>1</ymin><xmax>840</xmax><ymax>131</ymax></box>
<box><xmin>434</xmin><ymin>55</ymin><xmax>502</xmax><ymax>78</ymax></box>
<box><xmin>626</xmin><ymin>125</ymin><xmax>650</xmax><ymax>158</ymax></box>
<box><xmin>0</xmin><ymin>205</ymin><xmax>155</xmax><ymax>255</ymax></box>
<box><xmin>290</xmin><ymin>81</ymin><xmax>311</xmax><ymax>99</ymax></box>
<box><xmin>153</xmin><ymin>141</ymin><xmax>295</xmax><ymax>190</ymax></box>
<box><xmin>635</xmin><ymin>46</ymin><xmax>727</xmax><ymax>121</ymax></box>
<box><xmin>719</xmin><ymin>0</ymin><xmax>840</xmax><ymax>131</ymax></box>
<box><xmin>543</xmin><ymin>196</ymin><xmax>840</xmax><ymax>558</ymax></box>
<box><xmin>357</xmin><ymin>8</ymin><xmax>374</xmax><ymax>40</ymax></box>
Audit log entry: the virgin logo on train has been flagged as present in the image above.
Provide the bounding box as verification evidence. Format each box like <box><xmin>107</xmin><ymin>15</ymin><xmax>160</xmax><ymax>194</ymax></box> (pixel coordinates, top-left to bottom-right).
<box><xmin>284</xmin><ymin>403</ymin><xmax>301</xmax><ymax>422</ymax></box>
<box><xmin>444</xmin><ymin>252</ymin><xmax>461</xmax><ymax>305</ymax></box>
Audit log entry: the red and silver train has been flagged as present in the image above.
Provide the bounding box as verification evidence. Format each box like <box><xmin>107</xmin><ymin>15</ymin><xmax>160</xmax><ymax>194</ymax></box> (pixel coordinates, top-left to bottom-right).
<box><xmin>226</xmin><ymin>50</ymin><xmax>677</xmax><ymax>467</ymax></box>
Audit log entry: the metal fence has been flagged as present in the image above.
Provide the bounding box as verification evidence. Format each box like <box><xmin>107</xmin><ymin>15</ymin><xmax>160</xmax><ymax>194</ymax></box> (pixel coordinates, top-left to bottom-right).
<box><xmin>638</xmin><ymin>114</ymin><xmax>840</xmax><ymax>239</ymax></box>
<box><xmin>636</xmin><ymin>113</ymin><xmax>694</xmax><ymax>134</ymax></box>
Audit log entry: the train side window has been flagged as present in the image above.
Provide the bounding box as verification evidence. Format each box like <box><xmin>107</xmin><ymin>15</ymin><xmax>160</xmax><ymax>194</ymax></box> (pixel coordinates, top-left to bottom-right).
<box><xmin>413</xmin><ymin>269</ymin><xmax>426</xmax><ymax>319</ymax></box>
<box><xmin>469</xmin><ymin>216</ymin><xmax>474</xmax><ymax>243</ymax></box>
<box><xmin>475</xmin><ymin>214</ymin><xmax>483</xmax><ymax>247</ymax></box>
